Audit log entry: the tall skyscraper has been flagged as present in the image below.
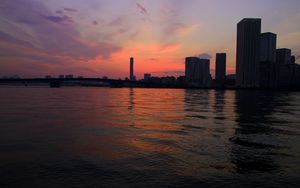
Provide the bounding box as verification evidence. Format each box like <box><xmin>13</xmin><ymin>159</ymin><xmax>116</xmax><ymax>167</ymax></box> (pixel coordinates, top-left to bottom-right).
<box><xmin>259</xmin><ymin>61</ymin><xmax>278</xmax><ymax>88</ymax></box>
<box><xmin>259</xmin><ymin>32</ymin><xmax>277</xmax><ymax>88</ymax></box>
<box><xmin>185</xmin><ymin>57</ymin><xmax>211</xmax><ymax>87</ymax></box>
<box><xmin>202</xmin><ymin>59</ymin><xmax>211</xmax><ymax>87</ymax></box>
<box><xmin>260</xmin><ymin>32</ymin><xmax>277</xmax><ymax>62</ymax></box>
<box><xmin>185</xmin><ymin>57</ymin><xmax>200</xmax><ymax>85</ymax></box>
<box><xmin>130</xmin><ymin>57</ymin><xmax>135</xmax><ymax>81</ymax></box>
<box><xmin>215</xmin><ymin>53</ymin><xmax>226</xmax><ymax>83</ymax></box>
<box><xmin>276</xmin><ymin>48</ymin><xmax>293</xmax><ymax>87</ymax></box>
<box><xmin>294</xmin><ymin>64</ymin><xmax>300</xmax><ymax>86</ymax></box>
<box><xmin>236</xmin><ymin>18</ymin><xmax>261</xmax><ymax>88</ymax></box>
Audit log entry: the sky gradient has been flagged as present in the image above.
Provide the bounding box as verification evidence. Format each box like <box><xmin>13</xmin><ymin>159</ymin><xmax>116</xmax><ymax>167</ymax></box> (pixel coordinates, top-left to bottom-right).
<box><xmin>0</xmin><ymin>0</ymin><xmax>300</xmax><ymax>78</ymax></box>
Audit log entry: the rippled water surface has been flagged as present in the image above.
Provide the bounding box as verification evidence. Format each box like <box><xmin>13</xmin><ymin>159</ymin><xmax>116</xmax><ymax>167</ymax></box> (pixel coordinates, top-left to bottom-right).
<box><xmin>0</xmin><ymin>87</ymin><xmax>300</xmax><ymax>187</ymax></box>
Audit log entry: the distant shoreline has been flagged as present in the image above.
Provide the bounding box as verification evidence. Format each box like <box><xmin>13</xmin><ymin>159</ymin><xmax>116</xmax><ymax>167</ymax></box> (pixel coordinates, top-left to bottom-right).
<box><xmin>0</xmin><ymin>78</ymin><xmax>299</xmax><ymax>91</ymax></box>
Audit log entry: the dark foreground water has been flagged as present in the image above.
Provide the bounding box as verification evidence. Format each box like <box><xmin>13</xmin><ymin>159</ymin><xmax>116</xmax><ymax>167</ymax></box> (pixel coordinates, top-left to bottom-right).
<box><xmin>0</xmin><ymin>87</ymin><xmax>299</xmax><ymax>188</ymax></box>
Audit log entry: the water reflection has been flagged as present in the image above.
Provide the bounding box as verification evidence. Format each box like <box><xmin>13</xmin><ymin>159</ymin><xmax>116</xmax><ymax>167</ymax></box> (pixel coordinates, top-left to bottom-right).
<box><xmin>231</xmin><ymin>91</ymin><xmax>280</xmax><ymax>173</ymax></box>
<box><xmin>128</xmin><ymin>88</ymin><xmax>135</xmax><ymax>111</ymax></box>
<box><xmin>214</xmin><ymin>90</ymin><xmax>226</xmax><ymax>114</ymax></box>
<box><xmin>0</xmin><ymin>87</ymin><xmax>299</xmax><ymax>187</ymax></box>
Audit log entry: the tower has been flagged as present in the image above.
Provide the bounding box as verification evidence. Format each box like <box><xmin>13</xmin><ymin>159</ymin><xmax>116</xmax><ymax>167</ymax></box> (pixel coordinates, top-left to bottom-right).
<box><xmin>236</xmin><ymin>18</ymin><xmax>261</xmax><ymax>88</ymax></box>
<box><xmin>130</xmin><ymin>57</ymin><xmax>134</xmax><ymax>81</ymax></box>
<box><xmin>260</xmin><ymin>32</ymin><xmax>277</xmax><ymax>62</ymax></box>
<box><xmin>185</xmin><ymin>57</ymin><xmax>211</xmax><ymax>87</ymax></box>
<box><xmin>215</xmin><ymin>53</ymin><xmax>226</xmax><ymax>83</ymax></box>
<box><xmin>259</xmin><ymin>32</ymin><xmax>277</xmax><ymax>88</ymax></box>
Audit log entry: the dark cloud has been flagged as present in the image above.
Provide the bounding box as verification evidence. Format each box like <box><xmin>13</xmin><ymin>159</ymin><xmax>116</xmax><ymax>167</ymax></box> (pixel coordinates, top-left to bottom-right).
<box><xmin>44</xmin><ymin>15</ymin><xmax>73</xmax><ymax>23</ymax></box>
<box><xmin>64</xmin><ymin>8</ymin><xmax>78</xmax><ymax>12</ymax></box>
<box><xmin>198</xmin><ymin>53</ymin><xmax>212</xmax><ymax>60</ymax></box>
<box><xmin>136</xmin><ymin>3</ymin><xmax>148</xmax><ymax>15</ymax></box>
<box><xmin>0</xmin><ymin>0</ymin><xmax>121</xmax><ymax>71</ymax></box>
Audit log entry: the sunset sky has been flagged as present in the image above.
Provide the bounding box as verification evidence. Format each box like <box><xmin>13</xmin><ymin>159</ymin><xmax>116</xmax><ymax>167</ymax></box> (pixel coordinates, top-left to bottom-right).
<box><xmin>0</xmin><ymin>0</ymin><xmax>300</xmax><ymax>78</ymax></box>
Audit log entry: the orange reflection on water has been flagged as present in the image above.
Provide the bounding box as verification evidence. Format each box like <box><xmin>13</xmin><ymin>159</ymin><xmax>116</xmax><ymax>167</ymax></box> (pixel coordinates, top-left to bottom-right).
<box><xmin>123</xmin><ymin>88</ymin><xmax>186</xmax><ymax>155</ymax></box>
<box><xmin>62</xmin><ymin>88</ymin><xmax>187</xmax><ymax>160</ymax></box>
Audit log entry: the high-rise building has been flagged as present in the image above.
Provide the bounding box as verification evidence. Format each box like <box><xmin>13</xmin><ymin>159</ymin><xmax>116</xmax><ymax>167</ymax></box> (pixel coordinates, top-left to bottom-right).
<box><xmin>259</xmin><ymin>32</ymin><xmax>277</xmax><ymax>88</ymax></box>
<box><xmin>185</xmin><ymin>57</ymin><xmax>200</xmax><ymax>85</ymax></box>
<box><xmin>293</xmin><ymin>64</ymin><xmax>300</xmax><ymax>87</ymax></box>
<box><xmin>276</xmin><ymin>49</ymin><xmax>294</xmax><ymax>87</ymax></box>
<box><xmin>236</xmin><ymin>18</ymin><xmax>261</xmax><ymax>88</ymax></box>
<box><xmin>276</xmin><ymin>48</ymin><xmax>292</xmax><ymax>65</ymax></box>
<box><xmin>202</xmin><ymin>59</ymin><xmax>211</xmax><ymax>87</ymax></box>
<box><xmin>259</xmin><ymin>61</ymin><xmax>277</xmax><ymax>88</ymax></box>
<box><xmin>260</xmin><ymin>32</ymin><xmax>277</xmax><ymax>62</ymax></box>
<box><xmin>185</xmin><ymin>57</ymin><xmax>211</xmax><ymax>87</ymax></box>
<box><xmin>215</xmin><ymin>53</ymin><xmax>226</xmax><ymax>83</ymax></box>
<box><xmin>130</xmin><ymin>57</ymin><xmax>135</xmax><ymax>81</ymax></box>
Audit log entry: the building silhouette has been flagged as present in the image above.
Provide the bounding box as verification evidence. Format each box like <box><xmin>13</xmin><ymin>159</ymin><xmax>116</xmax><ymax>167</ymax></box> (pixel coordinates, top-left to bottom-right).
<box><xmin>294</xmin><ymin>63</ymin><xmax>300</xmax><ymax>86</ymax></box>
<box><xmin>235</xmin><ymin>18</ymin><xmax>299</xmax><ymax>89</ymax></box>
<box><xmin>276</xmin><ymin>48</ymin><xmax>294</xmax><ymax>87</ymax></box>
<box><xmin>144</xmin><ymin>73</ymin><xmax>151</xmax><ymax>81</ymax></box>
<box><xmin>259</xmin><ymin>32</ymin><xmax>277</xmax><ymax>88</ymax></box>
<box><xmin>276</xmin><ymin>48</ymin><xmax>292</xmax><ymax>65</ymax></box>
<box><xmin>130</xmin><ymin>57</ymin><xmax>135</xmax><ymax>81</ymax></box>
<box><xmin>260</xmin><ymin>33</ymin><xmax>277</xmax><ymax>62</ymax></box>
<box><xmin>291</xmin><ymin>56</ymin><xmax>296</xmax><ymax>64</ymax></box>
<box><xmin>290</xmin><ymin>55</ymin><xmax>299</xmax><ymax>86</ymax></box>
<box><xmin>259</xmin><ymin>61</ymin><xmax>278</xmax><ymax>88</ymax></box>
<box><xmin>185</xmin><ymin>57</ymin><xmax>199</xmax><ymax>86</ymax></box>
<box><xmin>236</xmin><ymin>18</ymin><xmax>261</xmax><ymax>88</ymax></box>
<box><xmin>215</xmin><ymin>53</ymin><xmax>226</xmax><ymax>84</ymax></box>
<box><xmin>185</xmin><ymin>57</ymin><xmax>211</xmax><ymax>87</ymax></box>
<box><xmin>65</xmin><ymin>74</ymin><xmax>74</xmax><ymax>79</ymax></box>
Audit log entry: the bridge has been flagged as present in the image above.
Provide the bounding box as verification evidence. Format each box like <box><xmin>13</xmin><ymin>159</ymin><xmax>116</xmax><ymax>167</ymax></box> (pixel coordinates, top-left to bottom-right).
<box><xmin>0</xmin><ymin>78</ymin><xmax>182</xmax><ymax>88</ymax></box>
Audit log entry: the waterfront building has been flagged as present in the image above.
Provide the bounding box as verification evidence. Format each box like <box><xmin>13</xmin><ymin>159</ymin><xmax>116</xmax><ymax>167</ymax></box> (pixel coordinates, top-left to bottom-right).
<box><xmin>185</xmin><ymin>57</ymin><xmax>211</xmax><ymax>87</ymax></box>
<box><xmin>276</xmin><ymin>48</ymin><xmax>292</xmax><ymax>65</ymax></box>
<box><xmin>276</xmin><ymin>48</ymin><xmax>294</xmax><ymax>87</ymax></box>
<box><xmin>259</xmin><ymin>32</ymin><xmax>277</xmax><ymax>88</ymax></box>
<box><xmin>215</xmin><ymin>53</ymin><xmax>226</xmax><ymax>84</ymax></box>
<box><xmin>130</xmin><ymin>57</ymin><xmax>135</xmax><ymax>81</ymax></box>
<box><xmin>236</xmin><ymin>18</ymin><xmax>261</xmax><ymax>88</ymax></box>
<box><xmin>260</xmin><ymin>33</ymin><xmax>277</xmax><ymax>62</ymax></box>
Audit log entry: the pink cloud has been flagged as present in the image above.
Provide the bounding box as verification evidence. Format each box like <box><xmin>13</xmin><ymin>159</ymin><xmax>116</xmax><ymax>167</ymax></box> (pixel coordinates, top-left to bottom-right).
<box><xmin>0</xmin><ymin>0</ymin><xmax>122</xmax><ymax>76</ymax></box>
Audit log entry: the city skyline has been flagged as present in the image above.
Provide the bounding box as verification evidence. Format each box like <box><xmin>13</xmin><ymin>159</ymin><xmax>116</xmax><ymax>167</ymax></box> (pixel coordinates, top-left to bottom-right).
<box><xmin>0</xmin><ymin>0</ymin><xmax>300</xmax><ymax>79</ymax></box>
